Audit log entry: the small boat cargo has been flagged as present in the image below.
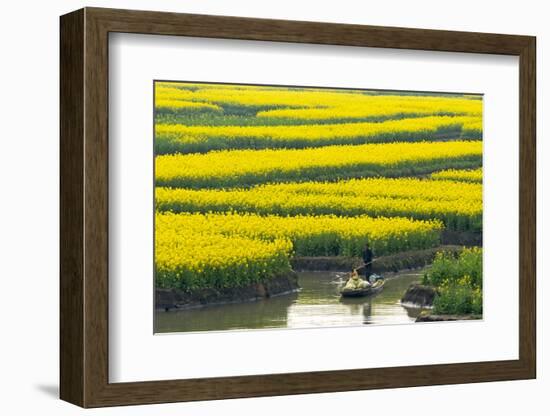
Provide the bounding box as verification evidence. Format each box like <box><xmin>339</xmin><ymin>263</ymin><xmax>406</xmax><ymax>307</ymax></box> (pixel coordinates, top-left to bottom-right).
<box><xmin>340</xmin><ymin>278</ymin><xmax>385</xmax><ymax>298</ymax></box>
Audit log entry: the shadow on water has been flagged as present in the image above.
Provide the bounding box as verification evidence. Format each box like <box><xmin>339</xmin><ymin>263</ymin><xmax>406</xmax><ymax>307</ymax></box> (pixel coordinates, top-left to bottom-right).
<box><xmin>155</xmin><ymin>268</ymin><xmax>428</xmax><ymax>333</ymax></box>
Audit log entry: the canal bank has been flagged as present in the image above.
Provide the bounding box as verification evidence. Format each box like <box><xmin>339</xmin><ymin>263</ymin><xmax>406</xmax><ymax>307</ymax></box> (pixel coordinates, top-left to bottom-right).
<box><xmin>291</xmin><ymin>244</ymin><xmax>463</xmax><ymax>273</ymax></box>
<box><xmin>156</xmin><ymin>272</ymin><xmax>300</xmax><ymax>311</ymax></box>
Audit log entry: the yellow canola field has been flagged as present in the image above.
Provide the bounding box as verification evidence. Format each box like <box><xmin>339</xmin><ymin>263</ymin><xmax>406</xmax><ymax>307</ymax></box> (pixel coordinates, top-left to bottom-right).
<box><xmin>430</xmin><ymin>168</ymin><xmax>483</xmax><ymax>183</ymax></box>
<box><xmin>155</xmin><ymin>99</ymin><xmax>223</xmax><ymax>113</ymax></box>
<box><xmin>461</xmin><ymin>117</ymin><xmax>483</xmax><ymax>134</ymax></box>
<box><xmin>156</xmin><ymin>223</ymin><xmax>293</xmax><ymax>290</ymax></box>
<box><xmin>156</xmin><ymin>177</ymin><xmax>481</xmax><ymax>231</ymax></box>
<box><xmin>256</xmin><ymin>99</ymin><xmax>481</xmax><ymax>120</ymax></box>
<box><xmin>155</xmin><ymin>211</ymin><xmax>443</xmax><ymax>289</ymax></box>
<box><xmin>155</xmin><ymin>82</ymin><xmax>285</xmax><ymax>92</ymax></box>
<box><xmin>155</xmin><ymin>82</ymin><xmax>481</xmax><ymax>116</ymax></box>
<box><xmin>155</xmin><ymin>115</ymin><xmax>480</xmax><ymax>153</ymax></box>
<box><xmin>156</xmin><ymin>115</ymin><xmax>475</xmax><ymax>140</ymax></box>
<box><xmin>154</xmin><ymin>86</ymin><xmax>195</xmax><ymax>100</ymax></box>
<box><xmin>155</xmin><ymin>116</ymin><xmax>481</xmax><ymax>146</ymax></box>
<box><xmin>155</xmin><ymin>140</ymin><xmax>483</xmax><ymax>188</ymax></box>
<box><xmin>255</xmin><ymin>177</ymin><xmax>481</xmax><ymax>202</ymax></box>
<box><xmin>157</xmin><ymin>211</ymin><xmax>442</xmax><ymax>255</ymax></box>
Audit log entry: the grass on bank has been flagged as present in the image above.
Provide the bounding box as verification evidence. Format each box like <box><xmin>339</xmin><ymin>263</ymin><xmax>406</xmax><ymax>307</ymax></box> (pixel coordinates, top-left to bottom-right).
<box><xmin>422</xmin><ymin>247</ymin><xmax>483</xmax><ymax>315</ymax></box>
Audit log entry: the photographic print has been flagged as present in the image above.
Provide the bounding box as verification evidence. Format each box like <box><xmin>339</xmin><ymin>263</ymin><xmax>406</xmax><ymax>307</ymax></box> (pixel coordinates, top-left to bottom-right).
<box><xmin>153</xmin><ymin>81</ymin><xmax>483</xmax><ymax>333</ymax></box>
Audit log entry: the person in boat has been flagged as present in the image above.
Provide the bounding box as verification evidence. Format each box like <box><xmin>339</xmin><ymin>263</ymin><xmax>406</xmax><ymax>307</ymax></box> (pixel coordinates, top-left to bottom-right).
<box><xmin>343</xmin><ymin>269</ymin><xmax>370</xmax><ymax>290</ymax></box>
<box><xmin>362</xmin><ymin>242</ymin><xmax>374</xmax><ymax>282</ymax></box>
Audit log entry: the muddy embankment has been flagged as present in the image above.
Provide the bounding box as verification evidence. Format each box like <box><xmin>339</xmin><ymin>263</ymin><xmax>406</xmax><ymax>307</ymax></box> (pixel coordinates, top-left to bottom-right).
<box><xmin>415</xmin><ymin>313</ymin><xmax>482</xmax><ymax>322</ymax></box>
<box><xmin>157</xmin><ymin>272</ymin><xmax>299</xmax><ymax>311</ymax></box>
<box><xmin>400</xmin><ymin>284</ymin><xmax>437</xmax><ymax>308</ymax></box>
<box><xmin>291</xmin><ymin>245</ymin><xmax>464</xmax><ymax>273</ymax></box>
<box><xmin>441</xmin><ymin>230</ymin><xmax>482</xmax><ymax>246</ymax></box>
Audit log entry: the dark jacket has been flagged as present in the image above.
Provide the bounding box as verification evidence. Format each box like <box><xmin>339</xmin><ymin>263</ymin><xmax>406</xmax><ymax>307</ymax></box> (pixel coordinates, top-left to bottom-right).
<box><xmin>363</xmin><ymin>247</ymin><xmax>373</xmax><ymax>264</ymax></box>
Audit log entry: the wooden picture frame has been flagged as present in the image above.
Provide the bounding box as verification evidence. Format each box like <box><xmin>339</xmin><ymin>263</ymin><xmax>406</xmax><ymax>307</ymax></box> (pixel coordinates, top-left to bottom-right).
<box><xmin>60</xmin><ymin>7</ymin><xmax>536</xmax><ymax>408</ymax></box>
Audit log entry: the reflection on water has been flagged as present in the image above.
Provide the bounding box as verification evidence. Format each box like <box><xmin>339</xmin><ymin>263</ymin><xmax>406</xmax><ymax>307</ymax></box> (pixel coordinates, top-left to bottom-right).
<box><xmin>155</xmin><ymin>268</ymin><xmax>427</xmax><ymax>333</ymax></box>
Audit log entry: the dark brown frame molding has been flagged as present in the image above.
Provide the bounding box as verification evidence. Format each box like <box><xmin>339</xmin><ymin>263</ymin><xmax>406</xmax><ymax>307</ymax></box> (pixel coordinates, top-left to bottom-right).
<box><xmin>60</xmin><ymin>7</ymin><xmax>536</xmax><ymax>408</ymax></box>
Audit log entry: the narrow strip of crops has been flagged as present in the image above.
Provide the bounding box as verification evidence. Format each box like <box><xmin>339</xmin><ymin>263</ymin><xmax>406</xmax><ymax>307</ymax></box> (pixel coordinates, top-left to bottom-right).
<box><xmin>155</xmin><ymin>112</ymin><xmax>460</xmax><ymax>128</ymax></box>
<box><xmin>155</xmin><ymin>140</ymin><xmax>483</xmax><ymax>189</ymax></box>
<box><xmin>256</xmin><ymin>99</ymin><xmax>481</xmax><ymax>121</ymax></box>
<box><xmin>430</xmin><ymin>168</ymin><xmax>483</xmax><ymax>183</ymax></box>
<box><xmin>155</xmin><ymin>99</ymin><xmax>224</xmax><ymax>114</ymax></box>
<box><xmin>461</xmin><ymin>118</ymin><xmax>482</xmax><ymax>137</ymax></box>
<box><xmin>155</xmin><ymin>83</ymin><xmax>481</xmax><ymax>115</ymax></box>
<box><xmin>255</xmin><ymin>177</ymin><xmax>482</xmax><ymax>202</ymax></box>
<box><xmin>155</xmin><ymin>115</ymin><xmax>481</xmax><ymax>154</ymax></box>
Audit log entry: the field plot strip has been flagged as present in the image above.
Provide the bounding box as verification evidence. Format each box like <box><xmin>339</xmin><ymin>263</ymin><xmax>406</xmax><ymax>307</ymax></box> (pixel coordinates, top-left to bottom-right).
<box><xmin>155</xmin><ymin>140</ymin><xmax>482</xmax><ymax>188</ymax></box>
<box><xmin>155</xmin><ymin>115</ymin><xmax>481</xmax><ymax>154</ymax></box>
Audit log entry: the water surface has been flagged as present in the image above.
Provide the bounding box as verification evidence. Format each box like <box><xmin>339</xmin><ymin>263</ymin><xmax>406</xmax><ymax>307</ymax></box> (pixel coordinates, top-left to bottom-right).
<box><xmin>155</xmin><ymin>268</ymin><xmax>427</xmax><ymax>333</ymax></box>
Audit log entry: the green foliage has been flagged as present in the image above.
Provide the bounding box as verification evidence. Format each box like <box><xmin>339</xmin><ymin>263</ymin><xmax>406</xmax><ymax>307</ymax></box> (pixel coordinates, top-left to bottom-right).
<box><xmin>433</xmin><ymin>283</ymin><xmax>482</xmax><ymax>315</ymax></box>
<box><xmin>423</xmin><ymin>247</ymin><xmax>483</xmax><ymax>315</ymax></box>
<box><xmin>423</xmin><ymin>247</ymin><xmax>482</xmax><ymax>287</ymax></box>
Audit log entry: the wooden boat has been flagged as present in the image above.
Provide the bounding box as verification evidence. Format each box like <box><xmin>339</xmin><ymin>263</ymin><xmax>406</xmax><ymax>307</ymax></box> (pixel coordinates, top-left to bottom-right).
<box><xmin>340</xmin><ymin>278</ymin><xmax>385</xmax><ymax>298</ymax></box>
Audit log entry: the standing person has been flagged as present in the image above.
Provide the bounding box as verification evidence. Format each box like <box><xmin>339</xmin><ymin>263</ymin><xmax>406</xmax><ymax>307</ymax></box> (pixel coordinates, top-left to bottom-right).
<box><xmin>362</xmin><ymin>243</ymin><xmax>374</xmax><ymax>282</ymax></box>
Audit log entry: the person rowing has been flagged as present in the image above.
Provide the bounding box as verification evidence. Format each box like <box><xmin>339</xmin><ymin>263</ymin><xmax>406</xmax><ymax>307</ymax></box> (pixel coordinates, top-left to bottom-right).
<box><xmin>362</xmin><ymin>242</ymin><xmax>374</xmax><ymax>282</ymax></box>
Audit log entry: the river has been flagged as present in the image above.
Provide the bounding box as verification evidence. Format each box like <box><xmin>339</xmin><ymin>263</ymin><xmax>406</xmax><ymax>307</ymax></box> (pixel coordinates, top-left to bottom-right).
<box><xmin>155</xmin><ymin>268</ymin><xmax>428</xmax><ymax>333</ymax></box>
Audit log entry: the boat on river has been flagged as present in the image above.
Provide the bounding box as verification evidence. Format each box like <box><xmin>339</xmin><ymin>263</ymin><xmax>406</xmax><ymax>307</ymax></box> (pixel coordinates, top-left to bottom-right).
<box><xmin>340</xmin><ymin>278</ymin><xmax>385</xmax><ymax>298</ymax></box>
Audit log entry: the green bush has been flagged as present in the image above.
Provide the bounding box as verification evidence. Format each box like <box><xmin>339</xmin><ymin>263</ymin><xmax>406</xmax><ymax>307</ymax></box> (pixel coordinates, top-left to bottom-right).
<box><xmin>423</xmin><ymin>247</ymin><xmax>482</xmax><ymax>288</ymax></box>
<box><xmin>423</xmin><ymin>247</ymin><xmax>482</xmax><ymax>315</ymax></box>
<box><xmin>433</xmin><ymin>279</ymin><xmax>483</xmax><ymax>315</ymax></box>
